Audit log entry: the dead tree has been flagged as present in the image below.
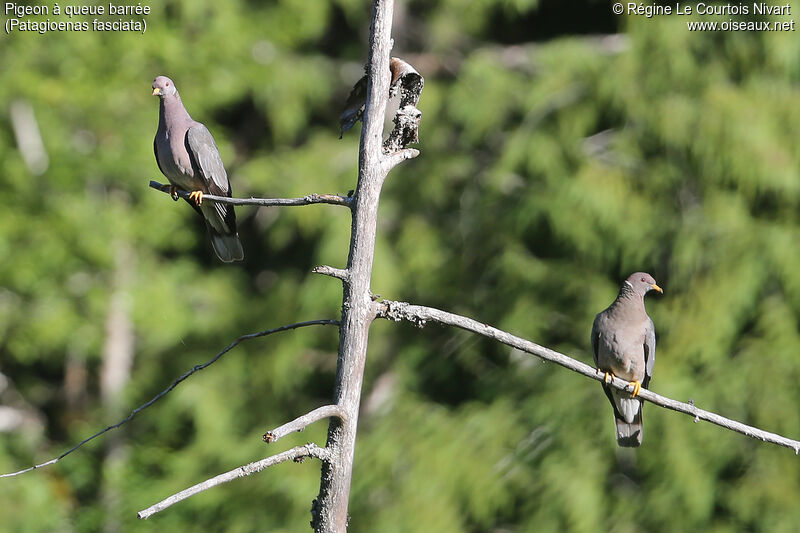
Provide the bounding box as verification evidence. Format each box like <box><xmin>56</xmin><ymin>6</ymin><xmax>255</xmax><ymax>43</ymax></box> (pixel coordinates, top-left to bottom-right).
<box><xmin>4</xmin><ymin>2</ymin><xmax>799</xmax><ymax>533</ymax></box>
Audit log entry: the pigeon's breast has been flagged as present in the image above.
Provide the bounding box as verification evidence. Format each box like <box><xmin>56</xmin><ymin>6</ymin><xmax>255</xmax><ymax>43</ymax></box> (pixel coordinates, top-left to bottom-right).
<box><xmin>595</xmin><ymin>317</ymin><xmax>647</xmax><ymax>381</ymax></box>
<box><xmin>155</xmin><ymin>129</ymin><xmax>202</xmax><ymax>191</ymax></box>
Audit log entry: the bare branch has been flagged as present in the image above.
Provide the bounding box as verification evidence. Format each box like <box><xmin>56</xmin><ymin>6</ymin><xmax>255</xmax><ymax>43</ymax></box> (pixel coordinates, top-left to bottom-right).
<box><xmin>149</xmin><ymin>181</ymin><xmax>353</xmax><ymax>208</ymax></box>
<box><xmin>10</xmin><ymin>99</ymin><xmax>49</xmax><ymax>175</ymax></box>
<box><xmin>376</xmin><ymin>299</ymin><xmax>800</xmax><ymax>454</ymax></box>
<box><xmin>312</xmin><ymin>265</ymin><xmax>350</xmax><ymax>281</ymax></box>
<box><xmin>0</xmin><ymin>319</ymin><xmax>339</xmax><ymax>479</ymax></box>
<box><xmin>137</xmin><ymin>443</ymin><xmax>330</xmax><ymax>520</ymax></box>
<box><xmin>263</xmin><ymin>405</ymin><xmax>346</xmax><ymax>444</ymax></box>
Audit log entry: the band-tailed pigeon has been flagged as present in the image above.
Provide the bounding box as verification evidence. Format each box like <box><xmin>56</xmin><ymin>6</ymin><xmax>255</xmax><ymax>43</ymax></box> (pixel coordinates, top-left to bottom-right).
<box><xmin>152</xmin><ymin>75</ymin><xmax>244</xmax><ymax>262</ymax></box>
<box><xmin>591</xmin><ymin>272</ymin><xmax>662</xmax><ymax>447</ymax></box>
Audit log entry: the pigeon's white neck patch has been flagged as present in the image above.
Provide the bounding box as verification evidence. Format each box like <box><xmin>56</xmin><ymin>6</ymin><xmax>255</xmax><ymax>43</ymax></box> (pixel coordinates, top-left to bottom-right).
<box><xmin>623</xmin><ymin>280</ymin><xmax>634</xmax><ymax>289</ymax></box>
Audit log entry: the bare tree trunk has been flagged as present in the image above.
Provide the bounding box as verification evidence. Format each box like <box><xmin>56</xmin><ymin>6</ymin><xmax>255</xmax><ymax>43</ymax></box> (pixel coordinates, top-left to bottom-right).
<box><xmin>312</xmin><ymin>1</ymin><xmax>396</xmax><ymax>531</ymax></box>
<box><xmin>100</xmin><ymin>244</ymin><xmax>136</xmax><ymax>533</ymax></box>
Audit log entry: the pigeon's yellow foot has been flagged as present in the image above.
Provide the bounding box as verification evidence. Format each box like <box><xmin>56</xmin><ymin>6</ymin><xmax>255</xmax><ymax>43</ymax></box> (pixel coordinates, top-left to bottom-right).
<box><xmin>602</xmin><ymin>371</ymin><xmax>615</xmax><ymax>385</ymax></box>
<box><xmin>629</xmin><ymin>380</ymin><xmax>642</xmax><ymax>398</ymax></box>
<box><xmin>189</xmin><ymin>191</ymin><xmax>204</xmax><ymax>206</ymax></box>
<box><xmin>169</xmin><ymin>186</ymin><xmax>180</xmax><ymax>201</ymax></box>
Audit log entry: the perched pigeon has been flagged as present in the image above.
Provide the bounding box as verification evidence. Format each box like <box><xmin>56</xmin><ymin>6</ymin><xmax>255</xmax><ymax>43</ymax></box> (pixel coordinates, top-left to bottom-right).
<box><xmin>152</xmin><ymin>75</ymin><xmax>244</xmax><ymax>262</ymax></box>
<box><xmin>591</xmin><ymin>272</ymin><xmax>662</xmax><ymax>447</ymax></box>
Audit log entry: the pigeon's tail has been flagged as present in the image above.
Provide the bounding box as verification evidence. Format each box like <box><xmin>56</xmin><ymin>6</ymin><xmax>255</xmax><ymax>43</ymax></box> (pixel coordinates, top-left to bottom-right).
<box><xmin>199</xmin><ymin>203</ymin><xmax>244</xmax><ymax>262</ymax></box>
<box><xmin>208</xmin><ymin>227</ymin><xmax>244</xmax><ymax>263</ymax></box>
<box><xmin>614</xmin><ymin>403</ymin><xmax>643</xmax><ymax>447</ymax></box>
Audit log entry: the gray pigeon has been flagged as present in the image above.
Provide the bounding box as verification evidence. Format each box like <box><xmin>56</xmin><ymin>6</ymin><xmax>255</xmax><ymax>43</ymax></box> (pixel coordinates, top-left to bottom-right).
<box><xmin>591</xmin><ymin>272</ymin><xmax>662</xmax><ymax>447</ymax></box>
<box><xmin>152</xmin><ymin>75</ymin><xmax>244</xmax><ymax>262</ymax></box>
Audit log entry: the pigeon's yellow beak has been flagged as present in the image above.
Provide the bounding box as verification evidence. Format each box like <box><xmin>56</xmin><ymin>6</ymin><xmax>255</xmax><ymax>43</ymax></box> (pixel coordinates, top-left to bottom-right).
<box><xmin>651</xmin><ymin>283</ymin><xmax>663</xmax><ymax>294</ymax></box>
<box><xmin>152</xmin><ymin>87</ymin><xmax>161</xmax><ymax>96</ymax></box>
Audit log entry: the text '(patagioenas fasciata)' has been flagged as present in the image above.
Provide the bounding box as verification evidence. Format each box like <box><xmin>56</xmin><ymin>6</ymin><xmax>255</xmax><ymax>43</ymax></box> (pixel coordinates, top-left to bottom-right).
<box><xmin>591</xmin><ymin>272</ymin><xmax>662</xmax><ymax>447</ymax></box>
<box><xmin>152</xmin><ymin>75</ymin><xmax>244</xmax><ymax>262</ymax></box>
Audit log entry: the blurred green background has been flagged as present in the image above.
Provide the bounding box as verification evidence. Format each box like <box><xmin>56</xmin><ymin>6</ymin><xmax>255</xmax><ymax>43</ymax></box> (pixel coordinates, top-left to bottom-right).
<box><xmin>2</xmin><ymin>0</ymin><xmax>800</xmax><ymax>531</ymax></box>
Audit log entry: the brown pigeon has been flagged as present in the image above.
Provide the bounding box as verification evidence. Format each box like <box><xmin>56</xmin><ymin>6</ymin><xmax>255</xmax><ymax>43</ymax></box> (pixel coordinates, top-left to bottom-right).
<box><xmin>152</xmin><ymin>75</ymin><xmax>244</xmax><ymax>262</ymax></box>
<box><xmin>591</xmin><ymin>272</ymin><xmax>662</xmax><ymax>447</ymax></box>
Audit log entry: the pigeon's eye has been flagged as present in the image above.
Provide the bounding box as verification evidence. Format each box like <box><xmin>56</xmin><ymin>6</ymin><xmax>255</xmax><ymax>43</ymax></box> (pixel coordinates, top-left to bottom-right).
<box><xmin>166</xmin><ymin>82</ymin><xmax>170</xmax><ymax>86</ymax></box>
<box><xmin>640</xmin><ymin>277</ymin><xmax>646</xmax><ymax>282</ymax></box>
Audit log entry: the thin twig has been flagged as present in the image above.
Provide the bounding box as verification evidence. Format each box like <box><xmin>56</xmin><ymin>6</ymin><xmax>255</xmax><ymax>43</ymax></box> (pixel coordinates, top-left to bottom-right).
<box><xmin>376</xmin><ymin>299</ymin><xmax>800</xmax><ymax>454</ymax></box>
<box><xmin>0</xmin><ymin>319</ymin><xmax>339</xmax><ymax>479</ymax></box>
<box><xmin>264</xmin><ymin>405</ymin><xmax>347</xmax><ymax>443</ymax></box>
<box><xmin>137</xmin><ymin>443</ymin><xmax>330</xmax><ymax>519</ymax></box>
<box><xmin>149</xmin><ymin>181</ymin><xmax>353</xmax><ymax>208</ymax></box>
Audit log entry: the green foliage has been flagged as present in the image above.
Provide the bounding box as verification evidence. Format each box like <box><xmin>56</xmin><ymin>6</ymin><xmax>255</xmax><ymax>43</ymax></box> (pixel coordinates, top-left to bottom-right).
<box><xmin>1</xmin><ymin>1</ymin><xmax>800</xmax><ymax>532</ymax></box>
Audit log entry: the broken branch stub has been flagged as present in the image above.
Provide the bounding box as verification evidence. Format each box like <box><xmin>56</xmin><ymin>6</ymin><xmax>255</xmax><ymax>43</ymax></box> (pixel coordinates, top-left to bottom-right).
<box><xmin>384</xmin><ymin>57</ymin><xmax>424</xmax><ymax>153</ymax></box>
<box><xmin>388</xmin><ymin>57</ymin><xmax>424</xmax><ymax>108</ymax></box>
<box><xmin>339</xmin><ymin>57</ymin><xmax>424</xmax><ymax>153</ymax></box>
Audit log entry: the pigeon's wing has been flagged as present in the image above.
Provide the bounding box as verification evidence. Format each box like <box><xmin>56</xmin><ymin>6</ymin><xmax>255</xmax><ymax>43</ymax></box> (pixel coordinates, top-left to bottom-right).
<box><xmin>153</xmin><ymin>138</ymin><xmax>165</xmax><ymax>176</ymax></box>
<box><xmin>592</xmin><ymin>315</ymin><xmax>623</xmax><ymax>420</ymax></box>
<box><xmin>186</xmin><ymin>124</ymin><xmax>230</xmax><ymax>196</ymax></box>
<box><xmin>186</xmin><ymin>124</ymin><xmax>235</xmax><ymax>228</ymax></box>
<box><xmin>642</xmin><ymin>317</ymin><xmax>656</xmax><ymax>389</ymax></box>
<box><xmin>591</xmin><ymin>318</ymin><xmax>600</xmax><ymax>368</ymax></box>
